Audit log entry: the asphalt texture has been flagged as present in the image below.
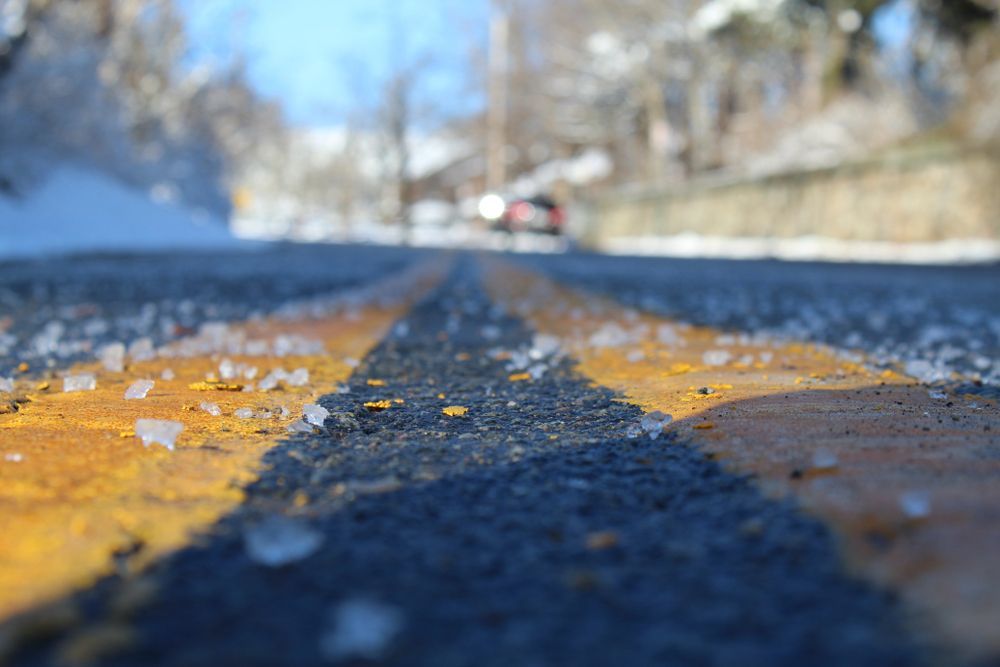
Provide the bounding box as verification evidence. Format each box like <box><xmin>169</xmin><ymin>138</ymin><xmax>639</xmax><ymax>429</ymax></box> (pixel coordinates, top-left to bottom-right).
<box><xmin>0</xmin><ymin>245</ymin><xmax>425</xmax><ymax>376</ymax></box>
<box><xmin>519</xmin><ymin>253</ymin><xmax>1000</xmax><ymax>392</ymax></box>
<box><xmin>7</xmin><ymin>252</ymin><xmax>926</xmax><ymax>666</ymax></box>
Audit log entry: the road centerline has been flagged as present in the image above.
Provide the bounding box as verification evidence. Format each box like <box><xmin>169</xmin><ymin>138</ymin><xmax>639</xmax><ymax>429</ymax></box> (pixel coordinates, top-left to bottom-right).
<box><xmin>0</xmin><ymin>260</ymin><xmax>445</xmax><ymax>630</ymax></box>
<box><xmin>481</xmin><ymin>257</ymin><xmax>1000</xmax><ymax>662</ymax></box>
<box><xmin>19</xmin><ymin>257</ymin><xmax>921</xmax><ymax>667</ymax></box>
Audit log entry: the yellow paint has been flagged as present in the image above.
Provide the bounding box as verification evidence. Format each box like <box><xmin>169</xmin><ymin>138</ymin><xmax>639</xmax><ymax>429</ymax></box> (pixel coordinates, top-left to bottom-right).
<box><xmin>483</xmin><ymin>259</ymin><xmax>1000</xmax><ymax>662</ymax></box>
<box><xmin>363</xmin><ymin>400</ymin><xmax>393</xmax><ymax>411</ymax></box>
<box><xmin>508</xmin><ymin>372</ymin><xmax>531</xmax><ymax>382</ymax></box>
<box><xmin>0</xmin><ymin>262</ymin><xmax>443</xmax><ymax>625</ymax></box>
<box><xmin>366</xmin><ymin>379</ymin><xmax>386</xmax><ymax>387</ymax></box>
<box><xmin>187</xmin><ymin>381</ymin><xmax>245</xmax><ymax>392</ymax></box>
<box><xmin>442</xmin><ymin>406</ymin><xmax>469</xmax><ymax>417</ymax></box>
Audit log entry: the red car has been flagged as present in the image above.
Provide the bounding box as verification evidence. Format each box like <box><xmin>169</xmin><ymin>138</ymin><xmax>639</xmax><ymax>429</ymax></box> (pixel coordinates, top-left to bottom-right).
<box><xmin>495</xmin><ymin>195</ymin><xmax>565</xmax><ymax>235</ymax></box>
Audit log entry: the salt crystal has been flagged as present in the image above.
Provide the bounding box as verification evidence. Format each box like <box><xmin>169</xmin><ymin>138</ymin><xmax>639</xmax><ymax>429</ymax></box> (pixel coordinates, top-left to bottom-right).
<box><xmin>279</xmin><ymin>405</ymin><xmax>290</xmax><ymax>418</ymax></box>
<box><xmin>219</xmin><ymin>358</ymin><xmax>237</xmax><ymax>380</ymax></box>
<box><xmin>200</xmin><ymin>401</ymin><xmax>222</xmax><ymax>416</ymax></box>
<box><xmin>335</xmin><ymin>385</ymin><xmax>351</xmax><ymax>394</ymax></box>
<box><xmin>303</xmin><ymin>403</ymin><xmax>330</xmax><ymax>427</ymax></box>
<box><xmin>639</xmin><ymin>410</ymin><xmax>672</xmax><ymax>440</ymax></box>
<box><xmin>244</xmin><ymin>516</ymin><xmax>323</xmax><ymax>567</ymax></box>
<box><xmin>344</xmin><ymin>357</ymin><xmax>360</xmax><ymax>368</ymax></box>
<box><xmin>702</xmin><ymin>350</ymin><xmax>732</xmax><ymax>366</ymax></box>
<box><xmin>811</xmin><ymin>449</ymin><xmax>838</xmax><ymax>470</ymax></box>
<box><xmin>589</xmin><ymin>322</ymin><xmax>630</xmax><ymax>348</ymax></box>
<box><xmin>287</xmin><ymin>419</ymin><xmax>314</xmax><ymax>434</ymax></box>
<box><xmin>259</xmin><ymin>368</ymin><xmax>286</xmax><ymax>391</ymax></box>
<box><xmin>5</xmin><ymin>452</ymin><xmax>24</xmax><ymax>462</ymax></box>
<box><xmin>0</xmin><ymin>377</ymin><xmax>13</xmax><ymax>393</ymax></box>
<box><xmin>928</xmin><ymin>389</ymin><xmax>947</xmax><ymax>400</ymax></box>
<box><xmin>160</xmin><ymin>368</ymin><xmax>175</xmax><ymax>380</ymax></box>
<box><xmin>135</xmin><ymin>418</ymin><xmax>183</xmax><ymax>450</ymax></box>
<box><xmin>625</xmin><ymin>423</ymin><xmax>642</xmax><ymax>439</ymax></box>
<box><xmin>245</xmin><ymin>340</ymin><xmax>268</xmax><ymax>356</ymax></box>
<box><xmin>904</xmin><ymin>359</ymin><xmax>945</xmax><ymax>383</ymax></box>
<box><xmin>319</xmin><ymin>599</ymin><xmax>404</xmax><ymax>661</ymax></box>
<box><xmin>527</xmin><ymin>363</ymin><xmax>548</xmax><ymax>380</ymax></box>
<box><xmin>656</xmin><ymin>324</ymin><xmax>682</xmax><ymax>346</ymax></box>
<box><xmin>128</xmin><ymin>337</ymin><xmax>156</xmax><ymax>361</ymax></box>
<box><xmin>287</xmin><ymin>368</ymin><xmax>309</xmax><ymax>387</ymax></box>
<box><xmin>530</xmin><ymin>333</ymin><xmax>561</xmax><ymax>359</ymax></box>
<box><xmin>899</xmin><ymin>490</ymin><xmax>931</xmax><ymax>519</ymax></box>
<box><xmin>480</xmin><ymin>324</ymin><xmax>501</xmax><ymax>341</ymax></box>
<box><xmin>626</xmin><ymin>349</ymin><xmax>645</xmax><ymax>363</ymax></box>
<box><xmin>98</xmin><ymin>342</ymin><xmax>126</xmax><ymax>372</ymax></box>
<box><xmin>124</xmin><ymin>379</ymin><xmax>154</xmax><ymax>400</ymax></box>
<box><xmin>63</xmin><ymin>374</ymin><xmax>96</xmax><ymax>392</ymax></box>
<box><xmin>234</xmin><ymin>407</ymin><xmax>254</xmax><ymax>419</ymax></box>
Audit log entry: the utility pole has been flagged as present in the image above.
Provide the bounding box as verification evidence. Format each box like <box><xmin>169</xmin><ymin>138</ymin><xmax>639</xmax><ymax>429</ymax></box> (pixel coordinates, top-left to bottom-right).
<box><xmin>486</xmin><ymin>0</ymin><xmax>508</xmax><ymax>192</ymax></box>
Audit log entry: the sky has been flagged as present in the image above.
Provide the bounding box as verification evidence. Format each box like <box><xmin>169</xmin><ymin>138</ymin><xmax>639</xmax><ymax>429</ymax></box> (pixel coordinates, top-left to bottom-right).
<box><xmin>178</xmin><ymin>0</ymin><xmax>915</xmax><ymax>129</ymax></box>
<box><xmin>178</xmin><ymin>0</ymin><xmax>489</xmax><ymax>127</ymax></box>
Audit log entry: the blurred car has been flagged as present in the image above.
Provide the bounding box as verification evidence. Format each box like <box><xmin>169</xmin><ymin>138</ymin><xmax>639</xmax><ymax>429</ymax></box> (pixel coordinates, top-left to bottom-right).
<box><xmin>491</xmin><ymin>195</ymin><xmax>565</xmax><ymax>235</ymax></box>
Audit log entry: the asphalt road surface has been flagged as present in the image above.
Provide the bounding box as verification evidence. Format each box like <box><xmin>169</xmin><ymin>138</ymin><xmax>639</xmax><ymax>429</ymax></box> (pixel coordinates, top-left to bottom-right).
<box><xmin>1</xmin><ymin>245</ymin><xmax>998</xmax><ymax>667</ymax></box>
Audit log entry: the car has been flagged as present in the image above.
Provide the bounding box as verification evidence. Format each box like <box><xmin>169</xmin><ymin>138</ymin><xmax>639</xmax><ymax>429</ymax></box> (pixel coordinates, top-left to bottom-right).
<box><xmin>491</xmin><ymin>195</ymin><xmax>565</xmax><ymax>235</ymax></box>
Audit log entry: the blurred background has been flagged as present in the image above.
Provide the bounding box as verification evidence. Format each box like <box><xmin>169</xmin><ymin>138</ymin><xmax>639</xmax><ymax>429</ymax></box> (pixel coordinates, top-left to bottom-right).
<box><xmin>0</xmin><ymin>0</ymin><xmax>997</xmax><ymax>260</ymax></box>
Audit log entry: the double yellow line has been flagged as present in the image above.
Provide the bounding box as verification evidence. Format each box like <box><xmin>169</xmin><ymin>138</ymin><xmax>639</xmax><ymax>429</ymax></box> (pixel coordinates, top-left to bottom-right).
<box><xmin>1</xmin><ymin>255</ymin><xmax>997</xmax><ymax>663</ymax></box>
<box><xmin>0</xmin><ymin>261</ymin><xmax>444</xmax><ymax>632</ymax></box>
<box><xmin>483</xmin><ymin>259</ymin><xmax>1000</xmax><ymax>662</ymax></box>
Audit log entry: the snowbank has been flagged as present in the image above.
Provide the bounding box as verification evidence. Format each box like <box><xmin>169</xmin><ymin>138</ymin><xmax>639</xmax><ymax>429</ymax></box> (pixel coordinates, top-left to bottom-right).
<box><xmin>602</xmin><ymin>233</ymin><xmax>1000</xmax><ymax>265</ymax></box>
<box><xmin>0</xmin><ymin>166</ymin><xmax>242</xmax><ymax>259</ymax></box>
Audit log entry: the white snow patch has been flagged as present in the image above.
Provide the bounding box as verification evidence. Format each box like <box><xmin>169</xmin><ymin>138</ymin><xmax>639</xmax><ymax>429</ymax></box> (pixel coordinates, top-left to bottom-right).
<box><xmin>0</xmin><ymin>166</ymin><xmax>244</xmax><ymax>258</ymax></box>
<box><xmin>602</xmin><ymin>234</ymin><xmax>1000</xmax><ymax>266</ymax></box>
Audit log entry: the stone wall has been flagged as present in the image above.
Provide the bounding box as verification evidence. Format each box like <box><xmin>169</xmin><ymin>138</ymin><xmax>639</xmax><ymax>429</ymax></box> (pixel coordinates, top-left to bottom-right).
<box><xmin>583</xmin><ymin>144</ymin><xmax>1000</xmax><ymax>248</ymax></box>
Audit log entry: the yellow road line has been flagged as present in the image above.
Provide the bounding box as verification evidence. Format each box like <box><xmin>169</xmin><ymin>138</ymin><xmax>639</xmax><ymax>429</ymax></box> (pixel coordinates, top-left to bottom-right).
<box><xmin>484</xmin><ymin>259</ymin><xmax>1000</xmax><ymax>661</ymax></box>
<box><xmin>0</xmin><ymin>261</ymin><xmax>444</xmax><ymax>626</ymax></box>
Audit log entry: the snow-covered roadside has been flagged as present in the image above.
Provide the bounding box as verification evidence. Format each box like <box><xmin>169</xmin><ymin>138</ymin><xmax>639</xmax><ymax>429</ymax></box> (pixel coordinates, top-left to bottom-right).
<box><xmin>602</xmin><ymin>233</ymin><xmax>1000</xmax><ymax>266</ymax></box>
<box><xmin>0</xmin><ymin>167</ymin><xmax>243</xmax><ymax>259</ymax></box>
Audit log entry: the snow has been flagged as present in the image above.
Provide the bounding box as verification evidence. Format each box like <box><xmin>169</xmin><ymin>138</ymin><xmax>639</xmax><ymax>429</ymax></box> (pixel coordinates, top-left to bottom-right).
<box><xmin>0</xmin><ymin>166</ymin><xmax>243</xmax><ymax>259</ymax></box>
<box><xmin>691</xmin><ymin>0</ymin><xmax>787</xmax><ymax>37</ymax></box>
<box><xmin>602</xmin><ymin>233</ymin><xmax>1000</xmax><ymax>266</ymax></box>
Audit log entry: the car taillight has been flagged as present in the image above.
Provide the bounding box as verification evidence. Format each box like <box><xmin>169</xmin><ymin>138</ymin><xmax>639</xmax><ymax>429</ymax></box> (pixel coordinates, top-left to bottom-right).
<box><xmin>511</xmin><ymin>201</ymin><xmax>536</xmax><ymax>222</ymax></box>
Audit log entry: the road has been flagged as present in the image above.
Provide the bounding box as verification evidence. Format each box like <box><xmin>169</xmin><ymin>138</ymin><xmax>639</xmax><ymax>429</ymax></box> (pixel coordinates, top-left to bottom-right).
<box><xmin>1</xmin><ymin>245</ymin><xmax>998</xmax><ymax>666</ymax></box>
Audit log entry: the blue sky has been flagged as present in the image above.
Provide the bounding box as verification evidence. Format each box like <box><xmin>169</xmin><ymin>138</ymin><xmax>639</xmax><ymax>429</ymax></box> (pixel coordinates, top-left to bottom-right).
<box><xmin>178</xmin><ymin>0</ymin><xmax>917</xmax><ymax>128</ymax></box>
<box><xmin>178</xmin><ymin>0</ymin><xmax>488</xmax><ymax>127</ymax></box>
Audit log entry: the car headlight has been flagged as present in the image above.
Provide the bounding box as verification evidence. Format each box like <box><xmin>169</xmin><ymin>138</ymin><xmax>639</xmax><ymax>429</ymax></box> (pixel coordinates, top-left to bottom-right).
<box><xmin>478</xmin><ymin>194</ymin><xmax>506</xmax><ymax>221</ymax></box>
